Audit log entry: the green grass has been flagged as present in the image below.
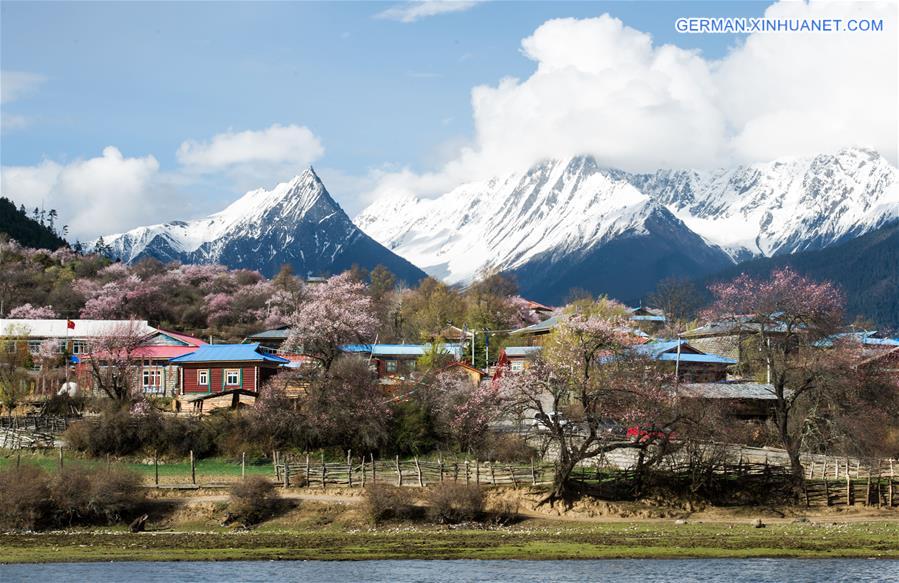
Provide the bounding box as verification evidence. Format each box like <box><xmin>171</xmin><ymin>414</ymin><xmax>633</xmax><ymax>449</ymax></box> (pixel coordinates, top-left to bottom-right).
<box><xmin>2</xmin><ymin>521</ymin><xmax>898</xmax><ymax>563</ymax></box>
<box><xmin>0</xmin><ymin>452</ymin><xmax>272</xmax><ymax>484</ymax></box>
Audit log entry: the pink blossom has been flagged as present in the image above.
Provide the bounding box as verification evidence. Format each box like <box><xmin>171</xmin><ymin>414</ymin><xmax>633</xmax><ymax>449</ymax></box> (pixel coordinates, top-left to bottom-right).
<box><xmin>8</xmin><ymin>303</ymin><xmax>58</xmax><ymax>319</ymax></box>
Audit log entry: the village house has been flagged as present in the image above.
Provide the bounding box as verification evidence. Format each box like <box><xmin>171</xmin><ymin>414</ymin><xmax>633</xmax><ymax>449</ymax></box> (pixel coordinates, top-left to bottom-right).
<box><xmin>0</xmin><ymin>319</ymin><xmax>204</xmax><ymax>398</ymax></box>
<box><xmin>677</xmin><ymin>381</ymin><xmax>779</xmax><ymax>421</ymax></box>
<box><xmin>170</xmin><ymin>343</ymin><xmax>290</xmax><ymax>413</ymax></box>
<box><xmin>440</xmin><ymin>361</ymin><xmax>487</xmax><ymax>386</ymax></box>
<box><xmin>244</xmin><ymin>325</ymin><xmax>291</xmax><ymax>351</ymax></box>
<box><xmin>634</xmin><ymin>339</ymin><xmax>736</xmax><ymax>383</ymax></box>
<box><xmin>340</xmin><ymin>343</ymin><xmax>464</xmax><ymax>382</ymax></box>
<box><xmin>0</xmin><ymin>318</ymin><xmax>156</xmax><ymax>360</ymax></box>
<box><xmin>495</xmin><ymin>346</ymin><xmax>543</xmax><ymax>373</ymax></box>
<box><xmin>627</xmin><ymin>306</ymin><xmax>667</xmax><ymax>334</ymax></box>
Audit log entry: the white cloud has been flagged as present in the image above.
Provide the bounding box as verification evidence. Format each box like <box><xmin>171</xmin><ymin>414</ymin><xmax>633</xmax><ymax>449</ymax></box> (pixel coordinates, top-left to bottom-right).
<box><xmin>365</xmin><ymin>1</ymin><xmax>897</xmax><ymax>204</ymax></box>
<box><xmin>176</xmin><ymin>123</ymin><xmax>324</xmax><ymax>173</ymax></box>
<box><xmin>376</xmin><ymin>1</ymin><xmax>482</xmax><ymax>23</ymax></box>
<box><xmin>1</xmin><ymin>113</ymin><xmax>30</xmax><ymax>132</ymax></box>
<box><xmin>1</xmin><ymin>147</ymin><xmax>167</xmax><ymax>240</ymax></box>
<box><xmin>1</xmin><ymin>70</ymin><xmax>46</xmax><ymax>104</ymax></box>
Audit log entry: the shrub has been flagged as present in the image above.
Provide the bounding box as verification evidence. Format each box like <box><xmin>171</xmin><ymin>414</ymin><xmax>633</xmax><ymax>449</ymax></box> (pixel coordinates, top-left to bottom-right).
<box><xmin>0</xmin><ymin>465</ymin><xmax>51</xmax><ymax>530</ymax></box>
<box><xmin>426</xmin><ymin>482</ymin><xmax>484</xmax><ymax>524</ymax></box>
<box><xmin>49</xmin><ymin>467</ymin><xmax>93</xmax><ymax>526</ymax></box>
<box><xmin>363</xmin><ymin>483</ymin><xmax>417</xmax><ymax>524</ymax></box>
<box><xmin>88</xmin><ymin>468</ymin><xmax>145</xmax><ymax>523</ymax></box>
<box><xmin>486</xmin><ymin>498</ymin><xmax>520</xmax><ymax>526</ymax></box>
<box><xmin>228</xmin><ymin>476</ymin><xmax>279</xmax><ymax>526</ymax></box>
<box><xmin>478</xmin><ymin>434</ymin><xmax>537</xmax><ymax>463</ymax></box>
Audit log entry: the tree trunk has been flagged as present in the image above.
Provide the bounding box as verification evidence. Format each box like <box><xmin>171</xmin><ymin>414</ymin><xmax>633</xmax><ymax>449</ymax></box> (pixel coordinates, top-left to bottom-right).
<box><xmin>541</xmin><ymin>456</ymin><xmax>578</xmax><ymax>507</ymax></box>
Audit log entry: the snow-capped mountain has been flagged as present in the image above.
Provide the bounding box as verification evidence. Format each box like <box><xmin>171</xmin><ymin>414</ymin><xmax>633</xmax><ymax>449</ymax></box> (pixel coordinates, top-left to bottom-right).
<box><xmin>99</xmin><ymin>168</ymin><xmax>426</xmax><ymax>283</ymax></box>
<box><xmin>355</xmin><ymin>148</ymin><xmax>897</xmax><ymax>302</ymax></box>
<box><xmin>625</xmin><ymin>147</ymin><xmax>899</xmax><ymax>261</ymax></box>
<box><xmin>356</xmin><ymin>157</ymin><xmax>734</xmax><ymax>302</ymax></box>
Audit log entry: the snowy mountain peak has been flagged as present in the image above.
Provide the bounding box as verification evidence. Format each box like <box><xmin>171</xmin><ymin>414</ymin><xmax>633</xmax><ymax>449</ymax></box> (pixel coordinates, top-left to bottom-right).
<box><xmin>355</xmin><ymin>147</ymin><xmax>897</xmax><ymax>301</ymax></box>
<box><xmin>97</xmin><ymin>170</ymin><xmax>426</xmax><ymax>283</ymax></box>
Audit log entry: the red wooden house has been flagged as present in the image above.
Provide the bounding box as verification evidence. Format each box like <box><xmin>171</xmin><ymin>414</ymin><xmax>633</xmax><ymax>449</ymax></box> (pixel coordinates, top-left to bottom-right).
<box><xmin>170</xmin><ymin>343</ymin><xmax>289</xmax><ymax>396</ymax></box>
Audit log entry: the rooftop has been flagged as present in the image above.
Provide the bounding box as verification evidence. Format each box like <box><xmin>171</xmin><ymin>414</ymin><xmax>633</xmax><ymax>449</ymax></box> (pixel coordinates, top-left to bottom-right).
<box><xmin>170</xmin><ymin>343</ymin><xmax>290</xmax><ymax>364</ymax></box>
<box><xmin>0</xmin><ymin>319</ymin><xmax>156</xmax><ymax>338</ymax></box>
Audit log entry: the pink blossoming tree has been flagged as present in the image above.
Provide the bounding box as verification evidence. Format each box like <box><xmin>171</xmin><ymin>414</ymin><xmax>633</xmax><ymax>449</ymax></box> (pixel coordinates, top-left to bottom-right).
<box><xmin>704</xmin><ymin>267</ymin><xmax>846</xmax><ymax>486</ymax></box>
<box><xmin>500</xmin><ymin>300</ymin><xmax>676</xmax><ymax>505</ymax></box>
<box><xmin>284</xmin><ymin>272</ymin><xmax>378</xmax><ymax>370</ymax></box>
<box><xmin>8</xmin><ymin>303</ymin><xmax>58</xmax><ymax>319</ymax></box>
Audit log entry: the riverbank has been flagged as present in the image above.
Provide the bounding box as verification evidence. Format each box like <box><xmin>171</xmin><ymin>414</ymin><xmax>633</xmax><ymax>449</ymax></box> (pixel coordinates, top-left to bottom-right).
<box><xmin>4</xmin><ymin>518</ymin><xmax>899</xmax><ymax>563</ymax></box>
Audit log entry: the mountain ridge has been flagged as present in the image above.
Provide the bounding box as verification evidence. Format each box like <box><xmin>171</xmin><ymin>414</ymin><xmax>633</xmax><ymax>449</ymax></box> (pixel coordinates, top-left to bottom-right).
<box><xmin>98</xmin><ymin>168</ymin><xmax>427</xmax><ymax>283</ymax></box>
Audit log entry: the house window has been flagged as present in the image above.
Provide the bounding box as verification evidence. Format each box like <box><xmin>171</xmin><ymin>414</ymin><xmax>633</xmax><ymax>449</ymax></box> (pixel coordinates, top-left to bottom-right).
<box><xmin>142</xmin><ymin>367</ymin><xmax>162</xmax><ymax>393</ymax></box>
<box><xmin>72</xmin><ymin>340</ymin><xmax>89</xmax><ymax>355</ymax></box>
<box><xmin>510</xmin><ymin>360</ymin><xmax>524</xmax><ymax>372</ymax></box>
<box><xmin>225</xmin><ymin>369</ymin><xmax>240</xmax><ymax>386</ymax></box>
<box><xmin>27</xmin><ymin>340</ymin><xmax>42</xmax><ymax>354</ymax></box>
<box><xmin>385</xmin><ymin>360</ymin><xmax>398</xmax><ymax>373</ymax></box>
<box><xmin>198</xmin><ymin>370</ymin><xmax>209</xmax><ymax>386</ymax></box>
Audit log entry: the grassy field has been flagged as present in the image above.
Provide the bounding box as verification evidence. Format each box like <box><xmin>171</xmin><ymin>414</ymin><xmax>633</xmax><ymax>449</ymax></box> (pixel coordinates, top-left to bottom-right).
<box><xmin>3</xmin><ymin>521</ymin><xmax>899</xmax><ymax>563</ymax></box>
<box><xmin>0</xmin><ymin>452</ymin><xmax>273</xmax><ymax>484</ymax></box>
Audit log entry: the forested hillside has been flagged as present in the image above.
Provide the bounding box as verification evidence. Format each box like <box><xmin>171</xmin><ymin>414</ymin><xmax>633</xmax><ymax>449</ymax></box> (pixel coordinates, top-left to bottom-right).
<box><xmin>0</xmin><ymin>197</ymin><xmax>68</xmax><ymax>250</ymax></box>
<box><xmin>703</xmin><ymin>221</ymin><xmax>899</xmax><ymax>330</ymax></box>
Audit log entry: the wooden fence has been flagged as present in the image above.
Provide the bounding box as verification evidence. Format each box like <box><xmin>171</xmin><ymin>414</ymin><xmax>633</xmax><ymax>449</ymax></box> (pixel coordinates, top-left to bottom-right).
<box><xmin>274</xmin><ymin>452</ymin><xmax>553</xmax><ymax>488</ymax></box>
<box><xmin>0</xmin><ymin>416</ymin><xmax>67</xmax><ymax>449</ymax></box>
<box><xmin>272</xmin><ymin>450</ymin><xmax>899</xmax><ymax>508</ymax></box>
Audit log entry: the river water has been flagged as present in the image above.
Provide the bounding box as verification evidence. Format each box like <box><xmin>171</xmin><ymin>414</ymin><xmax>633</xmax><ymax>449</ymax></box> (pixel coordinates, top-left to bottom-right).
<box><xmin>2</xmin><ymin>559</ymin><xmax>898</xmax><ymax>582</ymax></box>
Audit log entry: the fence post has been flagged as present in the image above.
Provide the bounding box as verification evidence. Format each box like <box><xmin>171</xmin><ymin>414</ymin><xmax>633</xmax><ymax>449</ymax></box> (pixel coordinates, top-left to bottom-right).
<box><xmin>475</xmin><ymin>460</ymin><xmax>480</xmax><ymax>485</ymax></box>
<box><xmin>438</xmin><ymin>455</ymin><xmax>444</xmax><ymax>483</ymax></box>
<box><xmin>490</xmin><ymin>461</ymin><xmax>496</xmax><ymax>486</ymax></box>
<box><xmin>274</xmin><ymin>451</ymin><xmax>281</xmax><ymax>481</ymax></box>
<box><xmin>509</xmin><ymin>465</ymin><xmax>519</xmax><ymax>488</ymax></box>
<box><xmin>190</xmin><ymin>450</ymin><xmax>196</xmax><ymax>485</ymax></box>
<box><xmin>531</xmin><ymin>458</ymin><xmax>536</xmax><ymax>486</ymax></box>
<box><xmin>321</xmin><ymin>452</ymin><xmax>327</xmax><ymax>489</ymax></box>
<box><xmin>305</xmin><ymin>454</ymin><xmax>310</xmax><ymax>488</ymax></box>
<box><xmin>284</xmin><ymin>460</ymin><xmax>290</xmax><ymax>488</ymax></box>
<box><xmin>241</xmin><ymin>452</ymin><xmax>246</xmax><ymax>479</ymax></box>
<box><xmin>371</xmin><ymin>453</ymin><xmax>376</xmax><ymax>484</ymax></box>
<box><xmin>154</xmin><ymin>450</ymin><xmax>159</xmax><ymax>487</ymax></box>
<box><xmin>465</xmin><ymin>460</ymin><xmax>470</xmax><ymax>484</ymax></box>
<box><xmin>846</xmin><ymin>461</ymin><xmax>853</xmax><ymax>506</ymax></box>
<box><xmin>347</xmin><ymin>450</ymin><xmax>353</xmax><ymax>488</ymax></box>
<box><xmin>58</xmin><ymin>446</ymin><xmax>64</xmax><ymax>471</ymax></box>
<box><xmin>415</xmin><ymin>457</ymin><xmax>424</xmax><ymax>487</ymax></box>
<box><xmin>395</xmin><ymin>455</ymin><xmax>402</xmax><ymax>486</ymax></box>
<box><xmin>361</xmin><ymin>455</ymin><xmax>367</xmax><ymax>488</ymax></box>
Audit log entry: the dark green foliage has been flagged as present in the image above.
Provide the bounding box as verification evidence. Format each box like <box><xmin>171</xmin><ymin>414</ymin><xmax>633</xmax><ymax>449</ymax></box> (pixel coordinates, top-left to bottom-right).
<box><xmin>388</xmin><ymin>400</ymin><xmax>441</xmax><ymax>456</ymax></box>
<box><xmin>0</xmin><ymin>197</ymin><xmax>67</xmax><ymax>250</ymax></box>
<box><xmin>703</xmin><ymin>221</ymin><xmax>899</xmax><ymax>330</ymax></box>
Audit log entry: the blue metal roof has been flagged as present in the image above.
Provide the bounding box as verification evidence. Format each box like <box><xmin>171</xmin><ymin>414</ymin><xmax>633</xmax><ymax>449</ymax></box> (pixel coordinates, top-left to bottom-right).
<box><xmin>339</xmin><ymin>343</ymin><xmax>463</xmax><ymax>358</ymax></box>
<box><xmin>169</xmin><ymin>343</ymin><xmax>290</xmax><ymax>364</ymax></box>
<box><xmin>633</xmin><ymin>340</ymin><xmax>736</xmax><ymax>365</ymax></box>
<box><xmin>504</xmin><ymin>346</ymin><xmax>543</xmax><ymax>357</ymax></box>
<box><xmin>629</xmin><ymin>315</ymin><xmax>667</xmax><ymax>322</ymax></box>
<box><xmin>656</xmin><ymin>353</ymin><xmax>736</xmax><ymax>364</ymax></box>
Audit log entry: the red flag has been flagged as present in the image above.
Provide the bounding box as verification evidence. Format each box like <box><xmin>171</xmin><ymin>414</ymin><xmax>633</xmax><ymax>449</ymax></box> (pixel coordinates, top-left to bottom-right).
<box><xmin>66</xmin><ymin>320</ymin><xmax>75</xmax><ymax>330</ymax></box>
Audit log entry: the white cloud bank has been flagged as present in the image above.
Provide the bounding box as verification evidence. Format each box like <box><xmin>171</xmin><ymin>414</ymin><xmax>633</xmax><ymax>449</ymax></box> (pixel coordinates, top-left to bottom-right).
<box><xmin>376</xmin><ymin>1</ymin><xmax>483</xmax><ymax>23</ymax></box>
<box><xmin>1</xmin><ymin>147</ymin><xmax>162</xmax><ymax>240</ymax></box>
<box><xmin>366</xmin><ymin>0</ymin><xmax>897</xmax><ymax>203</ymax></box>
<box><xmin>2</xmin><ymin>124</ymin><xmax>326</xmax><ymax>239</ymax></box>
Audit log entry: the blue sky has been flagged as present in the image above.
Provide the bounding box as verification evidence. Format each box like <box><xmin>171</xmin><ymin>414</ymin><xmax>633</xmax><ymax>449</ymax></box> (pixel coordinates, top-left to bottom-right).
<box><xmin>1</xmin><ymin>1</ymin><xmax>894</xmax><ymax>239</ymax></box>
